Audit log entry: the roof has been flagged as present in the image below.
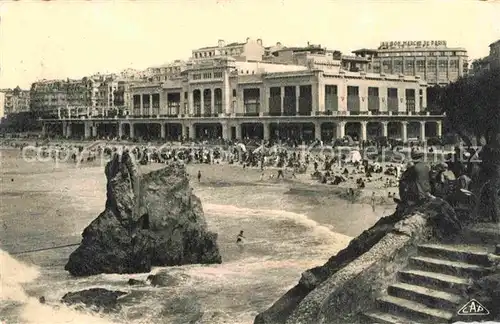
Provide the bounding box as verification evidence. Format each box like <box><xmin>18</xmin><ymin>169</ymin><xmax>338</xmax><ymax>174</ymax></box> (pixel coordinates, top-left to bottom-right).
<box><xmin>226</xmin><ymin>42</ymin><xmax>245</xmax><ymax>47</ymax></box>
<box><xmin>272</xmin><ymin>46</ymin><xmax>325</xmax><ymax>54</ymax></box>
<box><xmin>196</xmin><ymin>42</ymin><xmax>245</xmax><ymax>51</ymax></box>
<box><xmin>342</xmin><ymin>55</ymin><xmax>370</xmax><ymax>62</ymax></box>
<box><xmin>377</xmin><ymin>47</ymin><xmax>467</xmax><ymax>52</ymax></box>
<box><xmin>352</xmin><ymin>48</ymin><xmax>378</xmax><ymax>54</ymax></box>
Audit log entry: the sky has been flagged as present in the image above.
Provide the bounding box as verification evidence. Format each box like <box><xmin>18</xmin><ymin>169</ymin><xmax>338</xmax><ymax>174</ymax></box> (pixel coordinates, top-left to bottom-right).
<box><xmin>0</xmin><ymin>0</ymin><xmax>499</xmax><ymax>89</ymax></box>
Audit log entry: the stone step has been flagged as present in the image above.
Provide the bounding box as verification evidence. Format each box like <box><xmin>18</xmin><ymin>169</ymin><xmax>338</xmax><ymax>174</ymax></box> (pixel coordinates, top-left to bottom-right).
<box><xmin>417</xmin><ymin>244</ymin><xmax>491</xmax><ymax>266</ymax></box>
<box><xmin>387</xmin><ymin>282</ymin><xmax>463</xmax><ymax>310</ymax></box>
<box><xmin>377</xmin><ymin>295</ymin><xmax>453</xmax><ymax>323</ymax></box>
<box><xmin>409</xmin><ymin>256</ymin><xmax>491</xmax><ymax>279</ymax></box>
<box><xmin>398</xmin><ymin>269</ymin><xmax>471</xmax><ymax>296</ymax></box>
<box><xmin>363</xmin><ymin>311</ymin><xmax>415</xmax><ymax>324</ymax></box>
<box><xmin>460</xmin><ymin>223</ymin><xmax>500</xmax><ymax>246</ymax></box>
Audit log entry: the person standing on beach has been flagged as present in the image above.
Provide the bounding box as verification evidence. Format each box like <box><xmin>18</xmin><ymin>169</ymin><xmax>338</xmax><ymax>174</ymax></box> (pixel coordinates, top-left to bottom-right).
<box><xmin>371</xmin><ymin>192</ymin><xmax>376</xmax><ymax>212</ymax></box>
<box><xmin>236</xmin><ymin>230</ymin><xmax>245</xmax><ymax>252</ymax></box>
<box><xmin>197</xmin><ymin>170</ymin><xmax>202</xmax><ymax>182</ymax></box>
<box><xmin>277</xmin><ymin>166</ymin><xmax>285</xmax><ymax>179</ymax></box>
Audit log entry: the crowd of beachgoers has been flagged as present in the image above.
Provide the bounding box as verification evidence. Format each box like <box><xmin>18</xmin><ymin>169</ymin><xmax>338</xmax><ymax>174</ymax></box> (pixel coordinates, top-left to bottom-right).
<box><xmin>1</xmin><ymin>133</ymin><xmax>467</xmax><ymax>206</ymax></box>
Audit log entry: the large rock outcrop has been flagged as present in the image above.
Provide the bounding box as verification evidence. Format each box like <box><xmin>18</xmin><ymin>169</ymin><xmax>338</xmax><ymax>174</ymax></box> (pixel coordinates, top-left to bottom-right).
<box><xmin>254</xmin><ymin>198</ymin><xmax>461</xmax><ymax>324</ymax></box>
<box><xmin>65</xmin><ymin>151</ymin><xmax>221</xmax><ymax>276</ymax></box>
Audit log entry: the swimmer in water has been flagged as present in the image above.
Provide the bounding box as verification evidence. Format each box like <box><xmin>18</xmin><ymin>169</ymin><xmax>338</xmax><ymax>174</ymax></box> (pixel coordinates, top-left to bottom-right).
<box><xmin>236</xmin><ymin>230</ymin><xmax>245</xmax><ymax>251</ymax></box>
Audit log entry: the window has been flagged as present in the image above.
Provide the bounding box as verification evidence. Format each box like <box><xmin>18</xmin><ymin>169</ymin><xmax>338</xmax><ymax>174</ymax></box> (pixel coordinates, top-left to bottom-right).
<box><xmin>394</xmin><ymin>60</ymin><xmax>403</xmax><ymax>73</ymax></box>
<box><xmin>416</xmin><ymin>60</ymin><xmax>425</xmax><ymax>72</ymax></box>
<box><xmin>232</xmin><ymin>89</ymin><xmax>237</xmax><ymax>97</ymax></box>
<box><xmin>202</xmin><ymin>73</ymin><xmax>212</xmax><ymax>79</ymax></box>
<box><xmin>382</xmin><ymin>60</ymin><xmax>392</xmax><ymax>72</ymax></box>
<box><xmin>428</xmin><ymin>60</ymin><xmax>437</xmax><ymax>71</ymax></box>
<box><xmin>450</xmin><ymin>59</ymin><xmax>459</xmax><ymax>71</ymax></box>
<box><xmin>405</xmin><ymin>61</ymin><xmax>415</xmax><ymax>73</ymax></box>
<box><xmin>347</xmin><ymin>86</ymin><xmax>359</xmax><ymax>96</ymax></box>
<box><xmin>438</xmin><ymin>60</ymin><xmax>448</xmax><ymax>71</ymax></box>
<box><xmin>192</xmin><ymin>74</ymin><xmax>201</xmax><ymax>80</ymax></box>
<box><xmin>213</xmin><ymin>72</ymin><xmax>223</xmax><ymax>78</ymax></box>
<box><xmin>368</xmin><ymin>87</ymin><xmax>379</xmax><ymax>97</ymax></box>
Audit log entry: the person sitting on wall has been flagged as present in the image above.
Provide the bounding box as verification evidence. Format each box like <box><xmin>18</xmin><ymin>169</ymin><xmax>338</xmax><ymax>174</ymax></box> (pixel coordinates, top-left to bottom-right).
<box><xmin>431</xmin><ymin>162</ymin><xmax>450</xmax><ymax>198</ymax></box>
<box><xmin>396</xmin><ymin>152</ymin><xmax>434</xmax><ymax>206</ymax></box>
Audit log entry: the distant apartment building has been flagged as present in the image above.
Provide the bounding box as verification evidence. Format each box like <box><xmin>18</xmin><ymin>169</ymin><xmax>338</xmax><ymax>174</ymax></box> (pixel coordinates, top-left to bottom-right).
<box><xmin>468</xmin><ymin>39</ymin><xmax>500</xmax><ymax>76</ymax></box>
<box><xmin>192</xmin><ymin>38</ymin><xmax>266</xmax><ymax>62</ymax></box>
<box><xmin>148</xmin><ymin>60</ymin><xmax>187</xmax><ymax>82</ymax></box>
<box><xmin>353</xmin><ymin>40</ymin><xmax>468</xmax><ymax>85</ymax></box>
<box><xmin>469</xmin><ymin>57</ymin><xmax>491</xmax><ymax>76</ymax></box>
<box><xmin>31</xmin><ymin>79</ymin><xmax>92</xmax><ymax>118</ymax></box>
<box><xmin>0</xmin><ymin>87</ymin><xmax>31</xmax><ymax>118</ymax></box>
<box><xmin>30</xmin><ymin>76</ymin><xmax>136</xmax><ymax>118</ymax></box>
<box><xmin>262</xmin><ymin>42</ymin><xmax>372</xmax><ymax>74</ymax></box>
<box><xmin>119</xmin><ymin>68</ymin><xmax>148</xmax><ymax>80</ymax></box>
<box><xmin>489</xmin><ymin>39</ymin><xmax>500</xmax><ymax>69</ymax></box>
<box><xmin>114</xmin><ymin>79</ymin><xmax>144</xmax><ymax>115</ymax></box>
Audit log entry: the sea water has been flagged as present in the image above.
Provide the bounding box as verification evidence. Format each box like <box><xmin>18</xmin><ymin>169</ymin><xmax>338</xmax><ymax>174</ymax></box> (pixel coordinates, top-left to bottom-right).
<box><xmin>0</xmin><ymin>149</ymin><xmax>381</xmax><ymax>324</ymax></box>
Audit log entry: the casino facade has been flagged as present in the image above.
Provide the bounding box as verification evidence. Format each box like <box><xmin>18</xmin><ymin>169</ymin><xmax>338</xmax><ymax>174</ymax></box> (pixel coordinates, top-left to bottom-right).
<box><xmin>42</xmin><ymin>41</ymin><xmax>445</xmax><ymax>143</ymax></box>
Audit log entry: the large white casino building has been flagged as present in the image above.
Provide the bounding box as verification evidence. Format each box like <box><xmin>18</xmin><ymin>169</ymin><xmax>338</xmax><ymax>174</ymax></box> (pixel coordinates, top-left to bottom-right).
<box><xmin>43</xmin><ymin>40</ymin><xmax>444</xmax><ymax>143</ymax></box>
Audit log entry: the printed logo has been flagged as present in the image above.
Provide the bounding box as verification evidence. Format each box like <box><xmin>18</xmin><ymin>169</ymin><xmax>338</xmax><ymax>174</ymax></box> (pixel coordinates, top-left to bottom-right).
<box><xmin>457</xmin><ymin>299</ymin><xmax>490</xmax><ymax>316</ymax></box>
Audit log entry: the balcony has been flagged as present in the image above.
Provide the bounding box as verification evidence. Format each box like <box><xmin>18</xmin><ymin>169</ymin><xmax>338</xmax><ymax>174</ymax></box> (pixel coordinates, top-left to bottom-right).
<box><xmin>316</xmin><ymin>111</ymin><xmax>350</xmax><ymax>116</ymax></box>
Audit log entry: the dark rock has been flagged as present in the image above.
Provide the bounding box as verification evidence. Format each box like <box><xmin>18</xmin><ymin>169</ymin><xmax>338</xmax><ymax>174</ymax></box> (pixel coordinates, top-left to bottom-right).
<box><xmin>65</xmin><ymin>152</ymin><xmax>221</xmax><ymax>277</ymax></box>
<box><xmin>61</xmin><ymin>288</ymin><xmax>127</xmax><ymax>313</ymax></box>
<box><xmin>146</xmin><ymin>272</ymin><xmax>180</xmax><ymax>287</ymax></box>
<box><xmin>127</xmin><ymin>278</ymin><xmax>144</xmax><ymax>285</ymax></box>
<box><xmin>254</xmin><ymin>198</ymin><xmax>461</xmax><ymax>324</ymax></box>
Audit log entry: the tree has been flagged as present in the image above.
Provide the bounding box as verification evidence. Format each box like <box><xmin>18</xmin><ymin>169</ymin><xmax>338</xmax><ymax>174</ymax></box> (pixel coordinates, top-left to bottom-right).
<box><xmin>439</xmin><ymin>68</ymin><xmax>500</xmax><ymax>223</ymax></box>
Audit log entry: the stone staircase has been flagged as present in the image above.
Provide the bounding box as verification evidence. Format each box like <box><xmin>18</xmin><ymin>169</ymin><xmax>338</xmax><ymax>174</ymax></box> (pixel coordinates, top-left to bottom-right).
<box><xmin>364</xmin><ymin>241</ymin><xmax>496</xmax><ymax>324</ymax></box>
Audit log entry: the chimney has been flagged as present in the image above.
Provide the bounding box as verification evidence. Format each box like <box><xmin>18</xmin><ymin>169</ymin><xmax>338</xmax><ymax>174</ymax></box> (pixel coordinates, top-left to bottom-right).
<box><xmin>257</xmin><ymin>39</ymin><xmax>262</xmax><ymax>46</ymax></box>
<box><xmin>218</xmin><ymin>39</ymin><xmax>225</xmax><ymax>47</ymax></box>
